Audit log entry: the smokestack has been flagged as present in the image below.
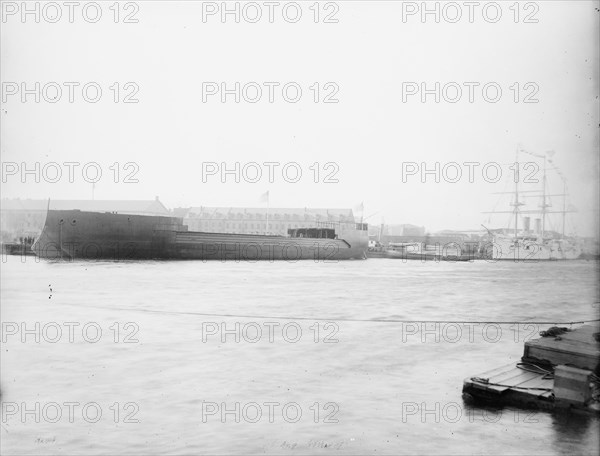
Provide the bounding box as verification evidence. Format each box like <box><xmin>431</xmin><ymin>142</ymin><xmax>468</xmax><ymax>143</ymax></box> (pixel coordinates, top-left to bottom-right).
<box><xmin>534</xmin><ymin>218</ymin><xmax>541</xmax><ymax>234</ymax></box>
<box><xmin>523</xmin><ymin>217</ymin><xmax>531</xmax><ymax>232</ymax></box>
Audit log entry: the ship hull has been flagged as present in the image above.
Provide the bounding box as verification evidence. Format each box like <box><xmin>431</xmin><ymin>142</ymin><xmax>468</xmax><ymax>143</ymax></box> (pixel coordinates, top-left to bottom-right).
<box><xmin>31</xmin><ymin>210</ymin><xmax>368</xmax><ymax>261</ymax></box>
<box><xmin>385</xmin><ymin>250</ymin><xmax>472</xmax><ymax>261</ymax></box>
<box><xmin>483</xmin><ymin>238</ymin><xmax>582</xmax><ymax>261</ymax></box>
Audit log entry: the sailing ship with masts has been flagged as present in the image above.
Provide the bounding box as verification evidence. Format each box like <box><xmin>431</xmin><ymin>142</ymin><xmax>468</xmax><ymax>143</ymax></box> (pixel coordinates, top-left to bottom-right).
<box><xmin>483</xmin><ymin>148</ymin><xmax>582</xmax><ymax>261</ymax></box>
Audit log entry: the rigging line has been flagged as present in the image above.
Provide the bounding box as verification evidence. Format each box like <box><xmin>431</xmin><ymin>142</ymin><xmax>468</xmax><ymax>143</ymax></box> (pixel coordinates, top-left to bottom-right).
<box><xmin>61</xmin><ymin>304</ymin><xmax>600</xmax><ymax>325</ymax></box>
<box><xmin>505</xmin><ymin>213</ymin><xmax>512</xmax><ymax>231</ymax></box>
<box><xmin>491</xmin><ymin>177</ymin><xmax>510</xmax><ymax>214</ymax></box>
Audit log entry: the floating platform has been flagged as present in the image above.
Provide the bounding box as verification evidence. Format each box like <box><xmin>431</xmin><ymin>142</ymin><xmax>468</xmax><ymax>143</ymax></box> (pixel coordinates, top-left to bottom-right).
<box><xmin>463</xmin><ymin>324</ymin><xmax>600</xmax><ymax>413</ymax></box>
<box><xmin>463</xmin><ymin>363</ymin><xmax>555</xmax><ymax>410</ymax></box>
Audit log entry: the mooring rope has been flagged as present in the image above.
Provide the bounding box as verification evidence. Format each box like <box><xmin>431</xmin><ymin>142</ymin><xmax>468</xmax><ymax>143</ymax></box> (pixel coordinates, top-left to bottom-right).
<box><xmin>62</xmin><ymin>303</ymin><xmax>600</xmax><ymax>326</ymax></box>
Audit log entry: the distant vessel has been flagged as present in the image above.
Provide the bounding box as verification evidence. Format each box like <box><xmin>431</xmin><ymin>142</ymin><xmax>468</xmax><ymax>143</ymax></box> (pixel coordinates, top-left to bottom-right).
<box><xmin>31</xmin><ymin>209</ymin><xmax>368</xmax><ymax>261</ymax></box>
<box><xmin>483</xmin><ymin>148</ymin><xmax>582</xmax><ymax>261</ymax></box>
<box><xmin>487</xmin><ymin>234</ymin><xmax>581</xmax><ymax>261</ymax></box>
<box><xmin>385</xmin><ymin>242</ymin><xmax>472</xmax><ymax>261</ymax></box>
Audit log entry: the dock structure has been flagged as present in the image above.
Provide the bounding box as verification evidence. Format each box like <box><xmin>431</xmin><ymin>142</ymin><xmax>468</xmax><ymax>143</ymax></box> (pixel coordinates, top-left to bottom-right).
<box><xmin>523</xmin><ymin>324</ymin><xmax>599</xmax><ymax>372</ymax></box>
<box><xmin>463</xmin><ymin>324</ymin><xmax>600</xmax><ymax>413</ymax></box>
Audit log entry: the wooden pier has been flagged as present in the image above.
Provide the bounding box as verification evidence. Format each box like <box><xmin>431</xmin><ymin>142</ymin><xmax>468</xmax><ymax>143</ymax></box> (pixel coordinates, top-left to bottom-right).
<box><xmin>463</xmin><ymin>323</ymin><xmax>600</xmax><ymax>413</ymax></box>
<box><xmin>1</xmin><ymin>242</ymin><xmax>35</xmax><ymax>256</ymax></box>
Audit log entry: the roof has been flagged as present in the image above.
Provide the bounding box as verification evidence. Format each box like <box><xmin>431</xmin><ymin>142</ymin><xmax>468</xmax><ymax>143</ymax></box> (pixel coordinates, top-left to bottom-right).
<box><xmin>1</xmin><ymin>199</ymin><xmax>170</xmax><ymax>215</ymax></box>
<box><xmin>386</xmin><ymin>223</ymin><xmax>424</xmax><ymax>229</ymax></box>
<box><xmin>183</xmin><ymin>207</ymin><xmax>355</xmax><ymax>222</ymax></box>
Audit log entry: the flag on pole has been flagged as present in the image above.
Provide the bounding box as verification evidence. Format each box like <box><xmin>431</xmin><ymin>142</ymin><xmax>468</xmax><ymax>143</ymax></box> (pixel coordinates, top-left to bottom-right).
<box><xmin>259</xmin><ymin>191</ymin><xmax>270</xmax><ymax>234</ymax></box>
<box><xmin>354</xmin><ymin>201</ymin><xmax>365</xmax><ymax>224</ymax></box>
<box><xmin>259</xmin><ymin>191</ymin><xmax>269</xmax><ymax>203</ymax></box>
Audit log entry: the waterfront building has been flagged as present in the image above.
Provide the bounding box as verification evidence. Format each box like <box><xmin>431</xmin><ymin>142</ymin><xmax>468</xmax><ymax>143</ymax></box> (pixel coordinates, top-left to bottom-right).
<box><xmin>176</xmin><ymin>207</ymin><xmax>357</xmax><ymax>237</ymax></box>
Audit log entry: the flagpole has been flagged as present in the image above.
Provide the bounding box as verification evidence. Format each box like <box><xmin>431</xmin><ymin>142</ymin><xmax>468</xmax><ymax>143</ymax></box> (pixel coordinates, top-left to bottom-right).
<box><xmin>361</xmin><ymin>202</ymin><xmax>364</xmax><ymax>225</ymax></box>
<box><xmin>265</xmin><ymin>191</ymin><xmax>269</xmax><ymax>235</ymax></box>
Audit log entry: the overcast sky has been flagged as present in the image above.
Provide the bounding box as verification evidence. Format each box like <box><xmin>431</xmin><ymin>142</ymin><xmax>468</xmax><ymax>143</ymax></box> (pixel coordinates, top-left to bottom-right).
<box><xmin>1</xmin><ymin>1</ymin><xmax>598</xmax><ymax>236</ymax></box>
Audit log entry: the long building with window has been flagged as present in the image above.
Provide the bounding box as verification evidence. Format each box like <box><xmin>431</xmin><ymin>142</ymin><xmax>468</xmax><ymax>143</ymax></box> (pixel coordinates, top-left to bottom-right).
<box><xmin>177</xmin><ymin>207</ymin><xmax>357</xmax><ymax>236</ymax></box>
<box><xmin>1</xmin><ymin>199</ymin><xmax>361</xmax><ymax>243</ymax></box>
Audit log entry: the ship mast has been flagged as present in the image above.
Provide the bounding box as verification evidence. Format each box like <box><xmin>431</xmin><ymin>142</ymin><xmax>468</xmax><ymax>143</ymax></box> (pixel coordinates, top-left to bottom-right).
<box><xmin>521</xmin><ymin>149</ymin><xmax>550</xmax><ymax>239</ymax></box>
<box><xmin>546</xmin><ymin>155</ymin><xmax>568</xmax><ymax>239</ymax></box>
<box><xmin>541</xmin><ymin>154</ymin><xmax>547</xmax><ymax>238</ymax></box>
<box><xmin>511</xmin><ymin>148</ymin><xmax>523</xmax><ymax>239</ymax></box>
<box><xmin>513</xmin><ymin>178</ymin><xmax>519</xmax><ymax>239</ymax></box>
<box><xmin>561</xmin><ymin>177</ymin><xmax>566</xmax><ymax>238</ymax></box>
<box><xmin>483</xmin><ymin>149</ymin><xmax>573</xmax><ymax>240</ymax></box>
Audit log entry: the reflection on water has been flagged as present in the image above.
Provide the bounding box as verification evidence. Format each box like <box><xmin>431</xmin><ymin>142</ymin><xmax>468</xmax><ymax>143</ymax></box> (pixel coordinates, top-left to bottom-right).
<box><xmin>1</xmin><ymin>257</ymin><xmax>598</xmax><ymax>455</ymax></box>
<box><xmin>551</xmin><ymin>412</ymin><xmax>599</xmax><ymax>453</ymax></box>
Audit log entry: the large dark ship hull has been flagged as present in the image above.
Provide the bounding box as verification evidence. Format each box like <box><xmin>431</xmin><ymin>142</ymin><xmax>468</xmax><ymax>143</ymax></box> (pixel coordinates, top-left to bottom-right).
<box><xmin>31</xmin><ymin>210</ymin><xmax>368</xmax><ymax>261</ymax></box>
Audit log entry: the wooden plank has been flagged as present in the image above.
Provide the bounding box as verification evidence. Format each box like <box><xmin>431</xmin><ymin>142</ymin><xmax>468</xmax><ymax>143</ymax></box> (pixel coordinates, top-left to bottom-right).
<box><xmin>488</xmin><ymin>369</ymin><xmax>539</xmax><ymax>386</ymax></box>
<box><xmin>516</xmin><ymin>376</ymin><xmax>553</xmax><ymax>389</ymax></box>
<box><xmin>464</xmin><ymin>365</ymin><xmax>552</xmax><ymax>394</ymax></box>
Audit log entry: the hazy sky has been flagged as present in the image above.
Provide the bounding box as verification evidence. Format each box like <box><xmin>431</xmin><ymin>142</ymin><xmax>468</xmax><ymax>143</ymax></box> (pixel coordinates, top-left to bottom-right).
<box><xmin>1</xmin><ymin>1</ymin><xmax>598</xmax><ymax>236</ymax></box>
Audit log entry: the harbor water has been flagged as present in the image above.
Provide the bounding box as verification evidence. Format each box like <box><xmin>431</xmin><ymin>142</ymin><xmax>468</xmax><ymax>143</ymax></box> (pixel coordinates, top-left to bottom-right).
<box><xmin>1</xmin><ymin>257</ymin><xmax>599</xmax><ymax>455</ymax></box>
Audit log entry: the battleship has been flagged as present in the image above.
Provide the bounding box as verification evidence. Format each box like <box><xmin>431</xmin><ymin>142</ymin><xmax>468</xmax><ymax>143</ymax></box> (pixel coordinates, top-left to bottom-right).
<box><xmin>483</xmin><ymin>149</ymin><xmax>582</xmax><ymax>261</ymax></box>
<box><xmin>31</xmin><ymin>209</ymin><xmax>369</xmax><ymax>260</ymax></box>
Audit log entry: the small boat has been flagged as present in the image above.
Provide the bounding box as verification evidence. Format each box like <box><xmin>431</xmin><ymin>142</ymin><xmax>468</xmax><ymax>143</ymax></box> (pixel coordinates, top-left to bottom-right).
<box><xmin>385</xmin><ymin>242</ymin><xmax>472</xmax><ymax>262</ymax></box>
